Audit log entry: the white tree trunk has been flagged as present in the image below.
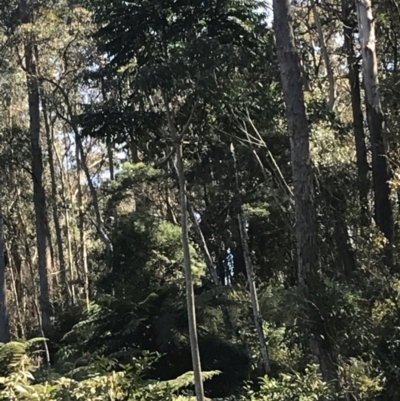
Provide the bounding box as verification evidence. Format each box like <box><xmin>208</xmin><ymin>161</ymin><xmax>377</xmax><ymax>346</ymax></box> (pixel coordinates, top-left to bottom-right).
<box><xmin>176</xmin><ymin>143</ymin><xmax>205</xmax><ymax>401</ymax></box>
<box><xmin>356</xmin><ymin>0</ymin><xmax>393</xmax><ymax>257</ymax></box>
<box><xmin>231</xmin><ymin>144</ymin><xmax>271</xmax><ymax>374</ymax></box>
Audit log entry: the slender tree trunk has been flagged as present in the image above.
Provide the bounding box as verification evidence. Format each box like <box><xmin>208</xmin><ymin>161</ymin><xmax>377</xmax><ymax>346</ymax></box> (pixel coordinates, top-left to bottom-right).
<box><xmin>230</xmin><ymin>144</ymin><xmax>271</xmax><ymax>374</ymax></box>
<box><xmin>342</xmin><ymin>10</ymin><xmax>370</xmax><ymax>225</ymax></box>
<box><xmin>107</xmin><ymin>139</ymin><xmax>119</xmax><ymax>234</ymax></box>
<box><xmin>64</xmin><ymin>205</ymin><xmax>75</xmax><ymax>305</ymax></box>
<box><xmin>40</xmin><ymin>86</ymin><xmax>68</xmax><ymax>298</ymax></box>
<box><xmin>0</xmin><ymin>213</ymin><xmax>10</xmax><ymax>343</ymax></box>
<box><xmin>331</xmin><ymin>191</ymin><xmax>356</xmax><ymax>276</ymax></box>
<box><xmin>356</xmin><ymin>0</ymin><xmax>394</xmax><ymax>256</ymax></box>
<box><xmin>52</xmin><ymin>137</ymin><xmax>76</xmax><ymax>301</ymax></box>
<box><xmin>310</xmin><ymin>0</ymin><xmax>335</xmax><ymax>109</ymax></box>
<box><xmin>76</xmin><ymin>143</ymin><xmax>90</xmax><ymax>310</ymax></box>
<box><xmin>7</xmin><ymin>215</ymin><xmax>25</xmax><ymax>337</ymax></box>
<box><xmin>22</xmin><ymin>8</ymin><xmax>53</xmax><ymax>332</ymax></box>
<box><xmin>8</xmin><ymin>246</ymin><xmax>25</xmax><ymax>338</ymax></box>
<box><xmin>169</xmin><ymin>160</ymin><xmax>234</xmax><ymax>337</ymax></box>
<box><xmin>17</xmin><ymin>208</ymin><xmax>49</xmax><ymax>363</ymax></box>
<box><xmin>187</xmin><ymin>201</ymin><xmax>234</xmax><ymax>338</ymax></box>
<box><xmin>40</xmin><ymin>77</ymin><xmax>113</xmax><ymax>265</ymax></box>
<box><xmin>107</xmin><ymin>143</ymin><xmax>115</xmax><ymax>181</ymax></box>
<box><xmin>75</xmin><ymin>134</ymin><xmax>113</xmax><ymax>261</ymax></box>
<box><xmin>273</xmin><ymin>0</ymin><xmax>336</xmax><ymax>383</ymax></box>
<box><xmin>175</xmin><ymin>143</ymin><xmax>205</xmax><ymax>401</ymax></box>
<box><xmin>130</xmin><ymin>141</ymin><xmax>139</xmax><ymax>163</ymax></box>
<box><xmin>230</xmin><ymin>220</ymin><xmax>247</xmax><ymax>279</ymax></box>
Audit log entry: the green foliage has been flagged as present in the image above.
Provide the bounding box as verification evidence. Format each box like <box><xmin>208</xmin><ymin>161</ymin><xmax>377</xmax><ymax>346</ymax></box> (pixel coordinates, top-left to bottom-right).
<box><xmin>2</xmin><ymin>0</ymin><xmax>400</xmax><ymax>400</ymax></box>
<box><xmin>243</xmin><ymin>365</ymin><xmax>332</xmax><ymax>401</ymax></box>
<box><xmin>0</xmin><ymin>339</ymin><xmax>46</xmax><ymax>377</ymax></box>
<box><xmin>0</xmin><ymin>347</ymin><xmax>220</xmax><ymax>401</ymax></box>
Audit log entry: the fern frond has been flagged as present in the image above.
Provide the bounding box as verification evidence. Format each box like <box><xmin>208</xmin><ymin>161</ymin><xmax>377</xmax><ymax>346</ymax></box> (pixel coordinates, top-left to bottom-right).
<box><xmin>0</xmin><ymin>339</ymin><xmax>44</xmax><ymax>376</ymax></box>
<box><xmin>156</xmin><ymin>370</ymin><xmax>221</xmax><ymax>392</ymax></box>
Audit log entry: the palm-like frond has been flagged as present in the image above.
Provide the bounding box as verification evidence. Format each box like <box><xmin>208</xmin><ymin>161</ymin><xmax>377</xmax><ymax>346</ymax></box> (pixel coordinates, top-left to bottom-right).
<box><xmin>155</xmin><ymin>370</ymin><xmax>221</xmax><ymax>392</ymax></box>
<box><xmin>0</xmin><ymin>339</ymin><xmax>45</xmax><ymax>377</ymax></box>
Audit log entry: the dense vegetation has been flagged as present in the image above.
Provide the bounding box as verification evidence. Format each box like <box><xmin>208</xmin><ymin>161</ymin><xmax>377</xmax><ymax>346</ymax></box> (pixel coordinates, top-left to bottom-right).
<box><xmin>0</xmin><ymin>0</ymin><xmax>399</xmax><ymax>399</ymax></box>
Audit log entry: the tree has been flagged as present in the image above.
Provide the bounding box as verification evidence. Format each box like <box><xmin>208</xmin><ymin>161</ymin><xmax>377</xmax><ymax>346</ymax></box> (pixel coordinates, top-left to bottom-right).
<box><xmin>231</xmin><ymin>142</ymin><xmax>271</xmax><ymax>374</ymax></box>
<box><xmin>356</xmin><ymin>0</ymin><xmax>393</xmax><ymax>258</ymax></box>
<box><xmin>0</xmin><ymin>212</ymin><xmax>10</xmax><ymax>343</ymax></box>
<box><xmin>175</xmin><ymin>138</ymin><xmax>205</xmax><ymax>401</ymax></box>
<box><xmin>342</xmin><ymin>0</ymin><xmax>370</xmax><ymax>226</ymax></box>
<box><xmin>39</xmin><ymin>77</ymin><xmax>68</xmax><ymax>301</ymax></box>
<box><xmin>273</xmin><ymin>0</ymin><xmax>336</xmax><ymax>383</ymax></box>
<box><xmin>21</xmin><ymin>0</ymin><xmax>53</xmax><ymax>333</ymax></box>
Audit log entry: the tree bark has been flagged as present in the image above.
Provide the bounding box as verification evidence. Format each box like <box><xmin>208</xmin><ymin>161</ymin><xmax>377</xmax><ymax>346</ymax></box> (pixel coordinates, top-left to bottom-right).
<box><xmin>175</xmin><ymin>143</ymin><xmax>205</xmax><ymax>401</ymax></box>
<box><xmin>75</xmin><ymin>134</ymin><xmax>113</xmax><ymax>263</ymax></box>
<box><xmin>107</xmin><ymin>142</ymin><xmax>115</xmax><ymax>181</ymax></box>
<box><xmin>76</xmin><ymin>143</ymin><xmax>90</xmax><ymax>310</ymax></box>
<box><xmin>273</xmin><ymin>0</ymin><xmax>336</xmax><ymax>383</ymax></box>
<box><xmin>64</xmin><ymin>202</ymin><xmax>76</xmax><ymax>305</ymax></box>
<box><xmin>168</xmin><ymin>159</ymin><xmax>234</xmax><ymax>337</ymax></box>
<box><xmin>17</xmin><ymin>208</ymin><xmax>50</xmax><ymax>363</ymax></box>
<box><xmin>342</xmin><ymin>9</ymin><xmax>370</xmax><ymax>225</ymax></box>
<box><xmin>187</xmin><ymin>201</ymin><xmax>235</xmax><ymax>338</ymax></box>
<box><xmin>40</xmin><ymin>76</ymin><xmax>113</xmax><ymax>266</ymax></box>
<box><xmin>230</xmin><ymin>143</ymin><xmax>271</xmax><ymax>374</ymax></box>
<box><xmin>22</xmin><ymin>4</ymin><xmax>53</xmax><ymax>333</ymax></box>
<box><xmin>8</xmin><ymin>243</ymin><xmax>25</xmax><ymax>338</ymax></box>
<box><xmin>356</xmin><ymin>0</ymin><xmax>394</xmax><ymax>256</ymax></box>
<box><xmin>40</xmin><ymin>85</ymin><xmax>68</xmax><ymax>299</ymax></box>
<box><xmin>331</xmin><ymin>190</ymin><xmax>357</xmax><ymax>276</ymax></box>
<box><xmin>310</xmin><ymin>0</ymin><xmax>336</xmax><ymax>109</ymax></box>
<box><xmin>0</xmin><ymin>213</ymin><xmax>10</xmax><ymax>343</ymax></box>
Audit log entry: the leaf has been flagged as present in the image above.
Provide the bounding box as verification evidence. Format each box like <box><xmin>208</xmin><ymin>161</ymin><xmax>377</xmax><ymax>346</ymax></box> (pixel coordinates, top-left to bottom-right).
<box><xmin>15</xmin><ymin>384</ymin><xmax>29</xmax><ymax>393</ymax></box>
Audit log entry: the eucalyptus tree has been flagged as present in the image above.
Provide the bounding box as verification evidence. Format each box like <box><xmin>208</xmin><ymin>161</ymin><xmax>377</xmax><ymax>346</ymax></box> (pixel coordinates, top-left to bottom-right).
<box><xmin>83</xmin><ymin>0</ymin><xmax>275</xmax><ymax>395</ymax></box>
<box><xmin>341</xmin><ymin>0</ymin><xmax>370</xmax><ymax>226</ymax></box>
<box><xmin>0</xmin><ymin>0</ymin><xmax>55</xmax><ymax>333</ymax></box>
<box><xmin>273</xmin><ymin>0</ymin><xmax>336</xmax><ymax>384</ymax></box>
<box><xmin>0</xmin><ymin>212</ymin><xmax>10</xmax><ymax>343</ymax></box>
<box><xmin>356</xmin><ymin>0</ymin><xmax>393</xmax><ymax>261</ymax></box>
<box><xmin>0</xmin><ymin>62</ymin><xmax>39</xmax><ymax>338</ymax></box>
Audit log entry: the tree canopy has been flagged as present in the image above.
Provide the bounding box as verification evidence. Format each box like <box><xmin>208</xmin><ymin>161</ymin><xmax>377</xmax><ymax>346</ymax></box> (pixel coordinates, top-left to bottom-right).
<box><xmin>0</xmin><ymin>0</ymin><xmax>399</xmax><ymax>399</ymax></box>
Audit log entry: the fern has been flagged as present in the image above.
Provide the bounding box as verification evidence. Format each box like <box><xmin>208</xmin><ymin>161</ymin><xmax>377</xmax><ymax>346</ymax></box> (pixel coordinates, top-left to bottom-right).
<box><xmin>155</xmin><ymin>370</ymin><xmax>221</xmax><ymax>392</ymax></box>
<box><xmin>0</xmin><ymin>338</ymin><xmax>46</xmax><ymax>377</ymax></box>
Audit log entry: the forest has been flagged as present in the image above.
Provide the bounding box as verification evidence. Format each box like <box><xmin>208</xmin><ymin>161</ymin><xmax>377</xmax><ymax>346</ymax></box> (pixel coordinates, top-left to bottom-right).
<box><xmin>0</xmin><ymin>0</ymin><xmax>398</xmax><ymax>399</ymax></box>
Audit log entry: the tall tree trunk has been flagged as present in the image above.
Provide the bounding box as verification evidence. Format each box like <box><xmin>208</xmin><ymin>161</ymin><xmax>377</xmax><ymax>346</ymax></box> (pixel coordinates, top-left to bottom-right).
<box><xmin>175</xmin><ymin>143</ymin><xmax>205</xmax><ymax>401</ymax></box>
<box><xmin>230</xmin><ymin>219</ymin><xmax>247</xmax><ymax>279</ymax></box>
<box><xmin>40</xmin><ymin>77</ymin><xmax>113</xmax><ymax>265</ymax></box>
<box><xmin>230</xmin><ymin>144</ymin><xmax>271</xmax><ymax>374</ymax></box>
<box><xmin>64</xmin><ymin>203</ymin><xmax>75</xmax><ymax>305</ymax></box>
<box><xmin>75</xmin><ymin>134</ymin><xmax>113</xmax><ymax>262</ymax></box>
<box><xmin>22</xmin><ymin>5</ymin><xmax>53</xmax><ymax>333</ymax></box>
<box><xmin>76</xmin><ymin>143</ymin><xmax>90</xmax><ymax>310</ymax></box>
<box><xmin>8</xmin><ymin>244</ymin><xmax>25</xmax><ymax>338</ymax></box>
<box><xmin>40</xmin><ymin>85</ymin><xmax>68</xmax><ymax>299</ymax></box>
<box><xmin>0</xmin><ymin>213</ymin><xmax>10</xmax><ymax>343</ymax></box>
<box><xmin>356</xmin><ymin>0</ymin><xmax>394</xmax><ymax>256</ymax></box>
<box><xmin>342</xmin><ymin>9</ymin><xmax>370</xmax><ymax>225</ymax></box>
<box><xmin>187</xmin><ymin>201</ymin><xmax>234</xmax><ymax>338</ymax></box>
<box><xmin>106</xmin><ymin>138</ymin><xmax>118</xmax><ymax>234</ymax></box>
<box><xmin>53</xmin><ymin>136</ymin><xmax>76</xmax><ymax>301</ymax></box>
<box><xmin>17</xmin><ymin>208</ymin><xmax>50</xmax><ymax>363</ymax></box>
<box><xmin>273</xmin><ymin>0</ymin><xmax>336</xmax><ymax>383</ymax></box>
<box><xmin>330</xmin><ymin>189</ymin><xmax>357</xmax><ymax>276</ymax></box>
<box><xmin>169</xmin><ymin>160</ymin><xmax>234</xmax><ymax>337</ymax></box>
<box><xmin>310</xmin><ymin>0</ymin><xmax>336</xmax><ymax>109</ymax></box>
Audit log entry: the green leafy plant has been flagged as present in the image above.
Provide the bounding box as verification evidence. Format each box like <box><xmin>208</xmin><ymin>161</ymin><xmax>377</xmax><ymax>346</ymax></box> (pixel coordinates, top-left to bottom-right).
<box><xmin>243</xmin><ymin>365</ymin><xmax>333</xmax><ymax>401</ymax></box>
